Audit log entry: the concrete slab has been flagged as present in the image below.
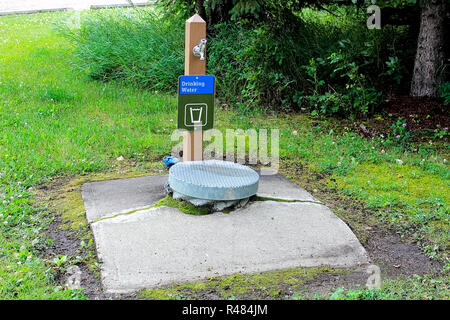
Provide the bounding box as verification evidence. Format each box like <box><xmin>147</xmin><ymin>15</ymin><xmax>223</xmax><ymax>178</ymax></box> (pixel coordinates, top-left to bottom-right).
<box><xmin>91</xmin><ymin>201</ymin><xmax>369</xmax><ymax>293</ymax></box>
<box><xmin>81</xmin><ymin>175</ymin><xmax>168</xmax><ymax>223</ymax></box>
<box><xmin>257</xmin><ymin>173</ymin><xmax>320</xmax><ymax>202</ymax></box>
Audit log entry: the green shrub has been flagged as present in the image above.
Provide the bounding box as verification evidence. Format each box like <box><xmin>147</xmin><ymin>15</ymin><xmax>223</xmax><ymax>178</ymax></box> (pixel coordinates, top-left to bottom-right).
<box><xmin>296</xmin><ymin>7</ymin><xmax>414</xmax><ymax>117</ymax></box>
<box><xmin>387</xmin><ymin>116</ymin><xmax>413</xmax><ymax>147</ymax></box>
<box><xmin>438</xmin><ymin>82</ymin><xmax>450</xmax><ymax>105</ymax></box>
<box><xmin>59</xmin><ymin>6</ymin><xmax>412</xmax><ymax>117</ymax></box>
<box><xmin>207</xmin><ymin>12</ymin><xmax>343</xmax><ymax>112</ymax></box>
<box><xmin>58</xmin><ymin>8</ymin><xmax>184</xmax><ymax>92</ymax></box>
<box><xmin>208</xmin><ymin>22</ymin><xmax>298</xmax><ymax>112</ymax></box>
<box><xmin>302</xmin><ymin>52</ymin><xmax>382</xmax><ymax>118</ymax></box>
<box><xmin>208</xmin><ymin>7</ymin><xmax>408</xmax><ymax>116</ymax></box>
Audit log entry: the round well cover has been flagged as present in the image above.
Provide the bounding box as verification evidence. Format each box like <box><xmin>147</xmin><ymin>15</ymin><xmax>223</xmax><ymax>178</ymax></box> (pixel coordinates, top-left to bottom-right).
<box><xmin>168</xmin><ymin>160</ymin><xmax>259</xmax><ymax>200</ymax></box>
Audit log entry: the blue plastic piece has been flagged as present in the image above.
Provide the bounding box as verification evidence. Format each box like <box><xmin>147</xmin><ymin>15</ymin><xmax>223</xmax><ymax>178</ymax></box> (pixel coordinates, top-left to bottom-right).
<box><xmin>168</xmin><ymin>160</ymin><xmax>259</xmax><ymax>200</ymax></box>
<box><xmin>163</xmin><ymin>156</ymin><xmax>179</xmax><ymax>168</ymax></box>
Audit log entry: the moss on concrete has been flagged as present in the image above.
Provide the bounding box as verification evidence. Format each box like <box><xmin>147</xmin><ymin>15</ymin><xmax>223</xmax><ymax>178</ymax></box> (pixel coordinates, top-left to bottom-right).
<box><xmin>37</xmin><ymin>166</ymin><xmax>163</xmax><ymax>236</ymax></box>
<box><xmin>155</xmin><ymin>196</ymin><xmax>211</xmax><ymax>215</ymax></box>
<box><xmin>255</xmin><ymin>196</ymin><xmax>297</xmax><ymax>202</ymax></box>
<box><xmin>140</xmin><ymin>266</ymin><xmax>345</xmax><ymax>300</ymax></box>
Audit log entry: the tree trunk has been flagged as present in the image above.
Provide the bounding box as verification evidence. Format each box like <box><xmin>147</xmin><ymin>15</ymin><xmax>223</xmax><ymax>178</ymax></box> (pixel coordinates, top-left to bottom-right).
<box><xmin>410</xmin><ymin>0</ymin><xmax>446</xmax><ymax>97</ymax></box>
<box><xmin>195</xmin><ymin>0</ymin><xmax>207</xmax><ymax>22</ymax></box>
<box><xmin>207</xmin><ymin>0</ymin><xmax>233</xmax><ymax>27</ymax></box>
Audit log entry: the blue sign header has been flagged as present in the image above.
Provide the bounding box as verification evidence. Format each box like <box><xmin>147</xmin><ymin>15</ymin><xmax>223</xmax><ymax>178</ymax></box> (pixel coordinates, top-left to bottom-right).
<box><xmin>179</xmin><ymin>75</ymin><xmax>215</xmax><ymax>95</ymax></box>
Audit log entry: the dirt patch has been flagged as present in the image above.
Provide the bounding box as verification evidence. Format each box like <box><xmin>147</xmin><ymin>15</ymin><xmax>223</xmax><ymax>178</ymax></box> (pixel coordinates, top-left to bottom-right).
<box><xmin>383</xmin><ymin>95</ymin><xmax>448</xmax><ymax>134</ymax></box>
<box><xmin>44</xmin><ymin>212</ymin><xmax>109</xmax><ymax>299</ymax></box>
<box><xmin>321</xmin><ymin>95</ymin><xmax>448</xmax><ymax>145</ymax></box>
<box><xmin>43</xmin><ymin>211</ymin><xmax>144</xmax><ymax>300</ymax></box>
<box><xmin>364</xmin><ymin>231</ymin><xmax>440</xmax><ymax>278</ymax></box>
<box><xmin>351</xmin><ymin>95</ymin><xmax>449</xmax><ymax>142</ymax></box>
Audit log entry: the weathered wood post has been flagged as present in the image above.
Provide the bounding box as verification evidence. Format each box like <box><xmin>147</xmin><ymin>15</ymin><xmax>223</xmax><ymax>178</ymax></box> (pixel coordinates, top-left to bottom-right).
<box><xmin>183</xmin><ymin>14</ymin><xmax>206</xmax><ymax>161</ymax></box>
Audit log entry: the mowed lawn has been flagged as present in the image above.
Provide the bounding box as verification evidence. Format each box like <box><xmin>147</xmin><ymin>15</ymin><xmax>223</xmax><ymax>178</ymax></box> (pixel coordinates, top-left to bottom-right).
<box><xmin>0</xmin><ymin>11</ymin><xmax>179</xmax><ymax>299</ymax></box>
<box><xmin>0</xmin><ymin>11</ymin><xmax>448</xmax><ymax>299</ymax></box>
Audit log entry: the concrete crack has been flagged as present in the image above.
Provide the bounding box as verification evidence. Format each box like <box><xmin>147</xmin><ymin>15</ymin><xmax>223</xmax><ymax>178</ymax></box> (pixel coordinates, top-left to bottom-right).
<box><xmin>90</xmin><ymin>195</ymin><xmax>323</xmax><ymax>224</ymax></box>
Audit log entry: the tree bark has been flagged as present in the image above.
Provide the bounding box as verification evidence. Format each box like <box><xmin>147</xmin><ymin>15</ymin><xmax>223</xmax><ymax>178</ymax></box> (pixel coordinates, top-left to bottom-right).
<box><xmin>410</xmin><ymin>0</ymin><xmax>447</xmax><ymax>97</ymax></box>
<box><xmin>207</xmin><ymin>0</ymin><xmax>233</xmax><ymax>27</ymax></box>
<box><xmin>195</xmin><ymin>0</ymin><xmax>207</xmax><ymax>22</ymax></box>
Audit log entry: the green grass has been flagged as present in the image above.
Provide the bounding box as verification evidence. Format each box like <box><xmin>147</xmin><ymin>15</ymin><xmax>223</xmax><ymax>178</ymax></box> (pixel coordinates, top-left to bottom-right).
<box><xmin>327</xmin><ymin>274</ymin><xmax>449</xmax><ymax>300</ymax></box>
<box><xmin>0</xmin><ymin>11</ymin><xmax>178</xmax><ymax>299</ymax></box>
<box><xmin>335</xmin><ymin>163</ymin><xmax>449</xmax><ymax>251</ymax></box>
<box><xmin>0</xmin><ymin>11</ymin><xmax>448</xmax><ymax>299</ymax></box>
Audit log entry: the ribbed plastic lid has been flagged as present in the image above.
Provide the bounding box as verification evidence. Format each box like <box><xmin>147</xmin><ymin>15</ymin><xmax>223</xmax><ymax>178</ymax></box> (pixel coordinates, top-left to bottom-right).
<box><xmin>168</xmin><ymin>160</ymin><xmax>259</xmax><ymax>200</ymax></box>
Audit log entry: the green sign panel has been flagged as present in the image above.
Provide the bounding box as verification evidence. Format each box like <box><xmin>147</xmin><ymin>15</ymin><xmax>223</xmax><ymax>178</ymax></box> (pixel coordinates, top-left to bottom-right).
<box><xmin>177</xmin><ymin>75</ymin><xmax>215</xmax><ymax>131</ymax></box>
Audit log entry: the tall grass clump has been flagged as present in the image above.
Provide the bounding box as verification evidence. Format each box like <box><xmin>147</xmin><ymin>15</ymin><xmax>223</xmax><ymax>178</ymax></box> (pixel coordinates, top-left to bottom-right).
<box><xmin>59</xmin><ymin>8</ymin><xmax>184</xmax><ymax>92</ymax></box>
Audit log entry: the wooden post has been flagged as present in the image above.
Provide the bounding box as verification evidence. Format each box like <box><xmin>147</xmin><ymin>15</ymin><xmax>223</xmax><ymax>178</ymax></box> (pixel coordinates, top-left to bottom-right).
<box><xmin>183</xmin><ymin>14</ymin><xmax>206</xmax><ymax>161</ymax></box>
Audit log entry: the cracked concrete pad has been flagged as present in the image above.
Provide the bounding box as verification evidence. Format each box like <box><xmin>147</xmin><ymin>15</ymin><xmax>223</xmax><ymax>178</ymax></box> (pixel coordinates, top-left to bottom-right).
<box><xmin>81</xmin><ymin>175</ymin><xmax>168</xmax><ymax>223</ymax></box>
<box><xmin>257</xmin><ymin>173</ymin><xmax>320</xmax><ymax>202</ymax></box>
<box><xmin>91</xmin><ymin>201</ymin><xmax>369</xmax><ymax>293</ymax></box>
<box><xmin>81</xmin><ymin>172</ymin><xmax>320</xmax><ymax>223</ymax></box>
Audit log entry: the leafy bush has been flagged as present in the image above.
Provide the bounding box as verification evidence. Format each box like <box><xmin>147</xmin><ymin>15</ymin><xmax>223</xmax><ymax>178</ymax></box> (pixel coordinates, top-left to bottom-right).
<box><xmin>208</xmin><ymin>21</ymin><xmax>305</xmax><ymax>112</ymax></box>
<box><xmin>431</xmin><ymin>125</ymin><xmax>449</xmax><ymax>140</ymax></box>
<box><xmin>438</xmin><ymin>82</ymin><xmax>450</xmax><ymax>105</ymax></box>
<box><xmin>208</xmin><ymin>10</ymin><xmax>349</xmax><ymax>112</ymax></box>
<box><xmin>296</xmin><ymin>6</ymin><xmax>416</xmax><ymax>117</ymax></box>
<box><xmin>302</xmin><ymin>52</ymin><xmax>382</xmax><ymax>118</ymax></box>
<box><xmin>59</xmin><ymin>6</ymin><xmax>412</xmax><ymax>117</ymax></box>
<box><xmin>208</xmin><ymin>7</ymin><xmax>409</xmax><ymax>116</ymax></box>
<box><xmin>58</xmin><ymin>8</ymin><xmax>184</xmax><ymax>91</ymax></box>
<box><xmin>389</xmin><ymin>116</ymin><xmax>412</xmax><ymax>146</ymax></box>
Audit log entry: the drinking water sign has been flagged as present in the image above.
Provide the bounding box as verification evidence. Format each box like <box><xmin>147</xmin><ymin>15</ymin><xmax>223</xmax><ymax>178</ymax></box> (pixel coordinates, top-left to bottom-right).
<box><xmin>177</xmin><ymin>75</ymin><xmax>215</xmax><ymax>131</ymax></box>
